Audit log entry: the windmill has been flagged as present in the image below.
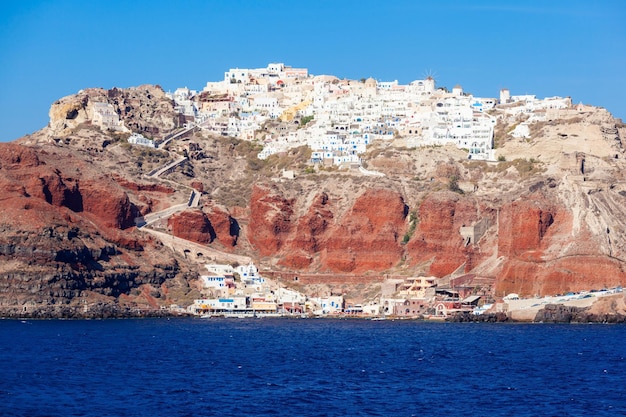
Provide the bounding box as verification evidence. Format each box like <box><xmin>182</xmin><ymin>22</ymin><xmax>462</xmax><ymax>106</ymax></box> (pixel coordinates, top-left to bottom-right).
<box><xmin>422</xmin><ymin>68</ymin><xmax>438</xmax><ymax>83</ymax></box>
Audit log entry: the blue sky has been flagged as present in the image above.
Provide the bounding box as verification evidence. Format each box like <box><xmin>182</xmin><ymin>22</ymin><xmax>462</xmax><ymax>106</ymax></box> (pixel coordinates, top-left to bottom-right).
<box><xmin>1</xmin><ymin>0</ymin><xmax>625</xmax><ymax>141</ymax></box>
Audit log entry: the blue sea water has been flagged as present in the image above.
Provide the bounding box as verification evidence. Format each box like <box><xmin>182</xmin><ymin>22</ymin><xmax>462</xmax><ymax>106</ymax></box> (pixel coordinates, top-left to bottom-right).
<box><xmin>0</xmin><ymin>319</ymin><xmax>625</xmax><ymax>417</ymax></box>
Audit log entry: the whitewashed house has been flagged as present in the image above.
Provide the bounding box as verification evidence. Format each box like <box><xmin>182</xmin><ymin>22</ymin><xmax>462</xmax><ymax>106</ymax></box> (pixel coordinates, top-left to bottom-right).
<box><xmin>236</xmin><ymin>263</ymin><xmax>266</xmax><ymax>287</ymax></box>
<box><xmin>200</xmin><ymin>264</ymin><xmax>236</xmax><ymax>294</ymax></box>
<box><xmin>311</xmin><ymin>295</ymin><xmax>345</xmax><ymax>315</ymax></box>
<box><xmin>275</xmin><ymin>287</ymin><xmax>306</xmax><ymax>304</ymax></box>
<box><xmin>92</xmin><ymin>102</ymin><xmax>127</xmax><ymax>132</ymax></box>
<box><xmin>191</xmin><ymin>295</ymin><xmax>248</xmax><ymax>314</ymax></box>
<box><xmin>127</xmin><ymin>132</ymin><xmax>155</xmax><ymax>148</ymax></box>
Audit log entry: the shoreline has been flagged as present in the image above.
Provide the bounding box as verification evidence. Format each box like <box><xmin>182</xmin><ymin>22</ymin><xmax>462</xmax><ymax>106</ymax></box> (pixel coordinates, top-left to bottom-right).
<box><xmin>4</xmin><ymin>309</ymin><xmax>626</xmax><ymax>324</ymax></box>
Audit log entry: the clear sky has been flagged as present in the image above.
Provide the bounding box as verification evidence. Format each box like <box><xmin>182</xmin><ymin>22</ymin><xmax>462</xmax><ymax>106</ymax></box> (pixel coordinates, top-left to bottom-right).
<box><xmin>1</xmin><ymin>0</ymin><xmax>625</xmax><ymax>141</ymax></box>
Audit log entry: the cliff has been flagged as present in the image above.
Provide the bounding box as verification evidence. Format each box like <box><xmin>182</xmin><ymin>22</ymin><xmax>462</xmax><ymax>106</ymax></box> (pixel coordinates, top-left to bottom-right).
<box><xmin>48</xmin><ymin>85</ymin><xmax>179</xmax><ymax>139</ymax></box>
<box><xmin>0</xmin><ymin>142</ymin><xmax>196</xmax><ymax>317</ymax></box>
<box><xmin>2</xmin><ymin>85</ymin><xmax>625</xmax><ymax>316</ymax></box>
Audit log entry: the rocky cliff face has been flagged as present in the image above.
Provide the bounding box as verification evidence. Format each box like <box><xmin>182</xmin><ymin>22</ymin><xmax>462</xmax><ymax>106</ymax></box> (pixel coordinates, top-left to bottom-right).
<box><xmin>0</xmin><ymin>143</ymin><xmax>138</xmax><ymax>229</ymax></box>
<box><xmin>167</xmin><ymin>205</ymin><xmax>238</xmax><ymax>248</ymax></box>
<box><xmin>0</xmin><ymin>142</ymin><xmax>194</xmax><ymax>317</ymax></box>
<box><xmin>280</xmin><ymin>192</ymin><xmax>334</xmax><ymax>269</ymax></box>
<box><xmin>241</xmin><ymin>171</ymin><xmax>626</xmax><ymax>297</ymax></box>
<box><xmin>248</xmin><ymin>185</ymin><xmax>407</xmax><ymax>272</ymax></box>
<box><xmin>48</xmin><ymin>85</ymin><xmax>178</xmax><ymax>139</ymax></box>
<box><xmin>406</xmin><ymin>192</ymin><xmax>496</xmax><ymax>276</ymax></box>
<box><xmin>248</xmin><ymin>185</ymin><xmax>296</xmax><ymax>256</ymax></box>
<box><xmin>2</xmin><ymin>86</ymin><xmax>626</xmax><ymax>316</ymax></box>
<box><xmin>495</xmin><ymin>189</ymin><xmax>626</xmax><ymax>297</ymax></box>
<box><xmin>320</xmin><ymin>188</ymin><xmax>407</xmax><ymax>273</ymax></box>
<box><xmin>169</xmin><ymin>210</ymin><xmax>216</xmax><ymax>244</ymax></box>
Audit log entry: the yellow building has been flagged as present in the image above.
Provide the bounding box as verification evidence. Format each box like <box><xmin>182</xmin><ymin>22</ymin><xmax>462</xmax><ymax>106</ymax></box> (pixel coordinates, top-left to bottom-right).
<box><xmin>398</xmin><ymin>276</ymin><xmax>437</xmax><ymax>299</ymax></box>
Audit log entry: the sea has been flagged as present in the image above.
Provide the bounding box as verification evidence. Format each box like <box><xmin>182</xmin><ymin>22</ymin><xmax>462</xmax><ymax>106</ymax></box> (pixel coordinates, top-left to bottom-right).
<box><xmin>1</xmin><ymin>318</ymin><xmax>625</xmax><ymax>417</ymax></box>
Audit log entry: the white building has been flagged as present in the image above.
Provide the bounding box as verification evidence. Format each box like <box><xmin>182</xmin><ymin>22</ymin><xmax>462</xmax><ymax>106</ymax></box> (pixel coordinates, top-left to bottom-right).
<box><xmin>185</xmin><ymin>63</ymin><xmax>578</xmax><ymax>166</ymax></box>
<box><xmin>92</xmin><ymin>102</ymin><xmax>127</xmax><ymax>132</ymax></box>
<box><xmin>407</xmin><ymin>78</ymin><xmax>436</xmax><ymax>94</ymax></box>
<box><xmin>200</xmin><ymin>264</ymin><xmax>237</xmax><ymax>295</ymax></box>
<box><xmin>510</xmin><ymin>123</ymin><xmax>531</xmax><ymax>138</ymax></box>
<box><xmin>190</xmin><ymin>295</ymin><xmax>248</xmax><ymax>314</ymax></box>
<box><xmin>127</xmin><ymin>132</ymin><xmax>155</xmax><ymax>148</ymax></box>
<box><xmin>201</xmin><ymin>276</ymin><xmax>228</xmax><ymax>290</ymax></box>
<box><xmin>275</xmin><ymin>287</ymin><xmax>306</xmax><ymax>304</ymax></box>
<box><xmin>224</xmin><ymin>63</ymin><xmax>308</xmax><ymax>86</ymax></box>
<box><xmin>236</xmin><ymin>263</ymin><xmax>265</xmax><ymax>287</ymax></box>
<box><xmin>310</xmin><ymin>295</ymin><xmax>345</xmax><ymax>315</ymax></box>
<box><xmin>500</xmin><ymin>88</ymin><xmax>511</xmax><ymax>104</ymax></box>
<box><xmin>377</xmin><ymin>80</ymin><xmax>399</xmax><ymax>90</ymax></box>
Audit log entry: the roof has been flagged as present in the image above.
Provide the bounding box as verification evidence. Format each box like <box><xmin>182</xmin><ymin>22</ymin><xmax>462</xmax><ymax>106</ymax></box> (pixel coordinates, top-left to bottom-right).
<box><xmin>462</xmin><ymin>295</ymin><xmax>481</xmax><ymax>304</ymax></box>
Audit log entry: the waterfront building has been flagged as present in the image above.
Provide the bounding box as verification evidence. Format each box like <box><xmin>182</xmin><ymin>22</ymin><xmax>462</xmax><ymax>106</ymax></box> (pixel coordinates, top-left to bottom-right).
<box><xmin>310</xmin><ymin>295</ymin><xmax>345</xmax><ymax>315</ymax></box>
<box><xmin>189</xmin><ymin>295</ymin><xmax>247</xmax><ymax>315</ymax></box>
<box><xmin>397</xmin><ymin>276</ymin><xmax>437</xmax><ymax>299</ymax></box>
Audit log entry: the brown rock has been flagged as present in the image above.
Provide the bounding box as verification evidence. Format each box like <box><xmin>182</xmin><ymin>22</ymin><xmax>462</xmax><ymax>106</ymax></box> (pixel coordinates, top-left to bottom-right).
<box><xmin>280</xmin><ymin>192</ymin><xmax>333</xmax><ymax>269</ymax></box>
<box><xmin>49</xmin><ymin>85</ymin><xmax>178</xmax><ymax>139</ymax></box>
<box><xmin>0</xmin><ymin>143</ymin><xmax>43</xmax><ymax>167</ymax></box>
<box><xmin>168</xmin><ymin>210</ymin><xmax>215</xmax><ymax>244</ymax></box>
<box><xmin>406</xmin><ymin>192</ymin><xmax>494</xmax><ymax>277</ymax></box>
<box><xmin>248</xmin><ymin>185</ymin><xmax>295</xmax><ymax>255</ymax></box>
<box><xmin>113</xmin><ymin>175</ymin><xmax>175</xmax><ymax>194</ymax></box>
<box><xmin>204</xmin><ymin>204</ymin><xmax>238</xmax><ymax>247</ymax></box>
<box><xmin>190</xmin><ymin>181</ymin><xmax>204</xmax><ymax>193</ymax></box>
<box><xmin>320</xmin><ymin>189</ymin><xmax>407</xmax><ymax>273</ymax></box>
<box><xmin>498</xmin><ymin>199</ymin><xmax>555</xmax><ymax>259</ymax></box>
<box><xmin>0</xmin><ymin>143</ymin><xmax>137</xmax><ymax>230</ymax></box>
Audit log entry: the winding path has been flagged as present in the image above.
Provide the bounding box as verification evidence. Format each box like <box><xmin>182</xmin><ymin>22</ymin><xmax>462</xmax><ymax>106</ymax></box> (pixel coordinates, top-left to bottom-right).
<box><xmin>131</xmin><ymin>127</ymin><xmax>244</xmax><ymax>264</ymax></box>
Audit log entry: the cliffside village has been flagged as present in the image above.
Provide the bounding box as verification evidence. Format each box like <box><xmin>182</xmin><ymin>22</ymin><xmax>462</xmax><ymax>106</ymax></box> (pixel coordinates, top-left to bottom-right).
<box><xmin>95</xmin><ymin>62</ymin><xmax>572</xmax><ymax>165</ymax></box>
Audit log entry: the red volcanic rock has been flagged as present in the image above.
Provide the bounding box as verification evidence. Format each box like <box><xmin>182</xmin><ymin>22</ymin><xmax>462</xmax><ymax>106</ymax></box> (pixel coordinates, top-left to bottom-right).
<box><xmin>320</xmin><ymin>189</ymin><xmax>407</xmax><ymax>273</ymax></box>
<box><xmin>0</xmin><ymin>143</ymin><xmax>43</xmax><ymax>167</ymax></box>
<box><xmin>406</xmin><ymin>192</ymin><xmax>492</xmax><ymax>276</ymax></box>
<box><xmin>112</xmin><ymin>175</ymin><xmax>176</xmax><ymax>218</ymax></box>
<box><xmin>113</xmin><ymin>175</ymin><xmax>175</xmax><ymax>194</ymax></box>
<box><xmin>0</xmin><ymin>143</ymin><xmax>137</xmax><ymax>230</ymax></box>
<box><xmin>494</xmin><ymin>198</ymin><xmax>626</xmax><ymax>296</ymax></box>
<box><xmin>204</xmin><ymin>204</ymin><xmax>238</xmax><ymax>247</ymax></box>
<box><xmin>190</xmin><ymin>181</ymin><xmax>204</xmax><ymax>193</ymax></box>
<box><xmin>168</xmin><ymin>210</ymin><xmax>215</xmax><ymax>244</ymax></box>
<box><xmin>248</xmin><ymin>185</ymin><xmax>295</xmax><ymax>256</ymax></box>
<box><xmin>281</xmin><ymin>252</ymin><xmax>315</xmax><ymax>269</ymax></box>
<box><xmin>280</xmin><ymin>192</ymin><xmax>334</xmax><ymax>269</ymax></box>
<box><xmin>494</xmin><ymin>198</ymin><xmax>556</xmax><ymax>296</ymax></box>
<box><xmin>23</xmin><ymin>172</ymin><xmax>82</xmax><ymax>212</ymax></box>
<box><xmin>0</xmin><ymin>142</ymin><xmax>183</xmax><ymax>317</ymax></box>
<box><xmin>496</xmin><ymin>256</ymin><xmax>626</xmax><ymax>297</ymax></box>
<box><xmin>79</xmin><ymin>179</ymin><xmax>137</xmax><ymax>229</ymax></box>
<box><xmin>498</xmin><ymin>200</ymin><xmax>554</xmax><ymax>259</ymax></box>
<box><xmin>230</xmin><ymin>206</ymin><xmax>248</xmax><ymax>220</ymax></box>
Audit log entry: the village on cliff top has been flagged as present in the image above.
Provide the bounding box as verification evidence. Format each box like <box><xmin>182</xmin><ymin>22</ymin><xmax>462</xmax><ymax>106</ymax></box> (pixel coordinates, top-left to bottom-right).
<box><xmin>104</xmin><ymin>62</ymin><xmax>572</xmax><ymax>165</ymax></box>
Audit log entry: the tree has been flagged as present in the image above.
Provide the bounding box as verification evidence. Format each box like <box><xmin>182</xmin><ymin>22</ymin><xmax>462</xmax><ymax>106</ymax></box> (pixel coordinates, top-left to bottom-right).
<box><xmin>448</xmin><ymin>175</ymin><xmax>464</xmax><ymax>194</ymax></box>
